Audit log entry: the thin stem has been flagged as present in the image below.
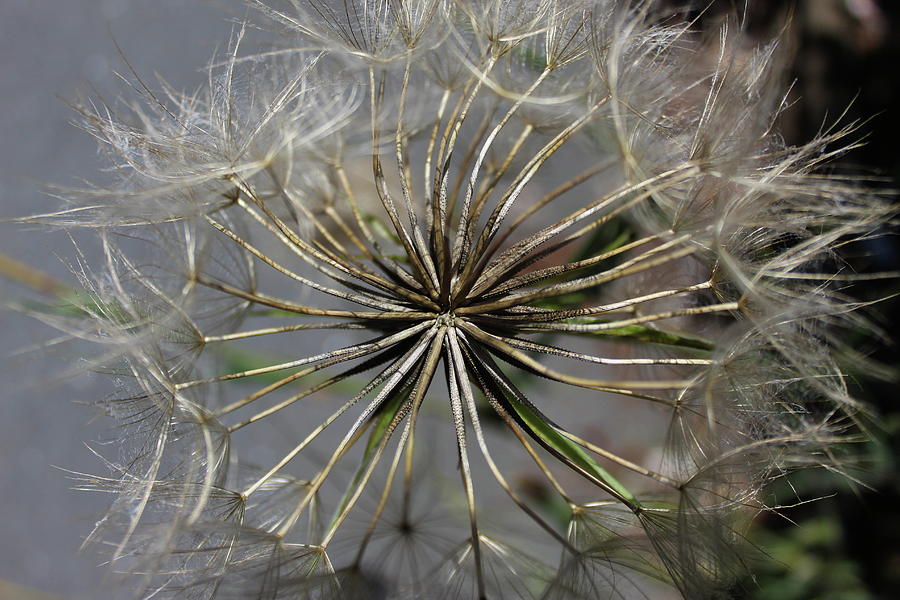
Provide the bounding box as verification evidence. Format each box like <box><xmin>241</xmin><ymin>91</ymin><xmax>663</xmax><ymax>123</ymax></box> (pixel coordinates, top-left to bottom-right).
<box><xmin>321</xmin><ymin>327</ymin><xmax>446</xmax><ymax>547</ymax></box>
<box><xmin>470</xmin><ymin>164</ymin><xmax>699</xmax><ymax>296</ymax></box>
<box><xmin>452</xmin><ymin>96</ymin><xmax>611</xmax><ymax>300</ymax></box>
<box><xmin>450</xmin><ymin>67</ymin><xmax>552</xmax><ymax>275</ymax></box>
<box><xmin>469</xmin><ymin>123</ymin><xmax>533</xmax><ymax>220</ymax></box>
<box><xmin>423</xmin><ymin>88</ymin><xmax>452</xmax><ymax>204</ymax></box>
<box><xmin>206</xmin><ymin>215</ymin><xmax>408</xmax><ymax>311</ymax></box>
<box><xmin>489</xmin><ymin>281</ymin><xmax>714</xmax><ymax>322</ymax></box>
<box><xmin>351</xmin><ymin>410</ymin><xmax>415</xmax><ymax>566</ymax></box>
<box><xmin>237</xmin><ymin>341</ymin><xmax>427</xmax><ymax>495</ymax></box>
<box><xmin>233</xmin><ymin>182</ymin><xmax>437</xmax><ymax>308</ymax></box>
<box><xmin>459</xmin><ymin>239</ymin><xmax>699</xmax><ymax>314</ymax></box>
<box><xmin>458</xmin><ymin>333</ymin><xmax>641</xmax><ymax>511</ymax></box>
<box><xmin>395</xmin><ymin>55</ymin><xmax>440</xmax><ymax>292</ymax></box>
<box><xmin>445</xmin><ymin>333</ymin><xmax>485</xmax><ymax>598</ymax></box>
<box><xmin>559</xmin><ymin>430</ymin><xmax>680</xmax><ymax>488</ymax></box>
<box><xmin>333</xmin><ymin>161</ymin><xmax>424</xmax><ymax>290</ymax></box>
<box><xmin>194</xmin><ymin>274</ymin><xmax>434</xmax><ymax>320</ymax></box>
<box><xmin>272</xmin><ymin>327</ymin><xmax>438</xmax><ymax>535</ymax></box>
<box><xmin>486</xmin><ymin>159</ymin><xmax>616</xmax><ymax>258</ymax></box>
<box><xmin>447</xmin><ymin>329</ymin><xmax>576</xmax><ymax>551</ymax></box>
<box><xmin>492</xmin><ymin>335</ymin><xmax>713</xmax><ymax>366</ymax></box>
<box><xmin>369</xmin><ymin>67</ymin><xmax>436</xmax><ymax>296</ymax></box>
<box><xmin>483</xmin><ymin>233</ymin><xmax>665</xmax><ymax>297</ymax></box>
<box><xmin>202</xmin><ymin>322</ymin><xmax>365</xmax><ymax>343</ymax></box>
<box><xmin>517</xmin><ymin>302</ymin><xmax>741</xmax><ymax>333</ymax></box>
<box><xmin>457</xmin><ymin>319</ymin><xmax>690</xmax><ymax>397</ymax></box>
<box><xmin>209</xmin><ymin>322</ymin><xmax>431</xmax><ymax>415</ymax></box>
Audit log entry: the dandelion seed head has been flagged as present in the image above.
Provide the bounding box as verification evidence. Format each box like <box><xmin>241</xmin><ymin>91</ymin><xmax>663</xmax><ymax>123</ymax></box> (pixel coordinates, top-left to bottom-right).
<box><xmin>16</xmin><ymin>1</ymin><xmax>896</xmax><ymax>598</ymax></box>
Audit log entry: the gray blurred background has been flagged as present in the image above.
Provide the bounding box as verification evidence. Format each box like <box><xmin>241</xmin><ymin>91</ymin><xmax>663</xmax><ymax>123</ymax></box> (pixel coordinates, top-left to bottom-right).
<box><xmin>0</xmin><ymin>2</ymin><xmax>235</xmax><ymax>597</ymax></box>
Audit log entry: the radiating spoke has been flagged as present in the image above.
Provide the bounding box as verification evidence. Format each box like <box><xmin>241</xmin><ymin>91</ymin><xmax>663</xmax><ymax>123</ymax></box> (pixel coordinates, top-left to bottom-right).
<box><xmin>243</xmin><ymin>330</ymin><xmax>436</xmax><ymax>502</ymax></box>
<box><xmin>211</xmin><ymin>322</ymin><xmax>432</xmax><ymax>416</ymax></box>
<box><xmin>272</xmin><ymin>328</ymin><xmax>440</xmax><ymax>538</ymax></box>
<box><xmin>469</xmin><ymin>165</ymin><xmax>699</xmax><ymax>296</ymax></box>
<box><xmin>452</xmin><ymin>96</ymin><xmax>612</xmax><ymax>299</ymax></box>
<box><xmin>321</xmin><ymin>327</ymin><xmax>446</xmax><ymax>547</ymax></box>
<box><xmin>457</xmin><ymin>333</ymin><xmax>641</xmax><ymax>511</ymax></box>
<box><xmin>350</xmin><ymin>411</ymin><xmax>415</xmax><ymax>567</ymax></box>
<box><xmin>483</xmin><ymin>232</ymin><xmax>665</xmax><ymax>297</ymax></box>
<box><xmin>447</xmin><ymin>329</ymin><xmax>576</xmax><ymax>550</ymax></box>
<box><xmin>194</xmin><ymin>275</ymin><xmax>434</xmax><ymax>320</ymax></box>
<box><xmin>488</xmin><ymin>335</ymin><xmax>713</xmax><ymax>367</ymax></box>
<box><xmin>559</xmin><ymin>429</ymin><xmax>680</xmax><ymax>488</ymax></box>
<box><xmin>233</xmin><ymin>180</ymin><xmax>440</xmax><ymax>308</ymax></box>
<box><xmin>206</xmin><ymin>215</ymin><xmax>410</xmax><ymax>311</ymax></box>
<box><xmin>450</xmin><ymin>68</ymin><xmax>553</xmax><ymax>276</ymax></box>
<box><xmin>445</xmin><ymin>332</ymin><xmax>485</xmax><ymax>598</ymax></box>
<box><xmin>459</xmin><ymin>240</ymin><xmax>700</xmax><ymax>314</ymax></box>
<box><xmin>457</xmin><ymin>319</ymin><xmax>690</xmax><ymax>398</ymax></box>
<box><xmin>202</xmin><ymin>322</ymin><xmax>365</xmax><ymax>343</ymax></box>
<box><xmin>485</xmin><ymin>281</ymin><xmax>713</xmax><ymax>322</ymax></box>
<box><xmin>518</xmin><ymin>302</ymin><xmax>741</xmax><ymax>333</ymax></box>
<box><xmin>368</xmin><ymin>67</ymin><xmax>436</xmax><ymax>296</ymax></box>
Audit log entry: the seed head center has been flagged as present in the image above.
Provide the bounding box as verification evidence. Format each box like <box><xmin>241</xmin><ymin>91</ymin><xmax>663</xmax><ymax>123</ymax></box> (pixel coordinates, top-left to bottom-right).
<box><xmin>435</xmin><ymin>312</ymin><xmax>455</xmax><ymax>328</ymax></box>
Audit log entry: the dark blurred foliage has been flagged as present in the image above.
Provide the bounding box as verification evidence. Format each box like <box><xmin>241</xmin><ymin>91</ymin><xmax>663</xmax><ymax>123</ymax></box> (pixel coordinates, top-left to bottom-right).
<box><xmin>689</xmin><ymin>1</ymin><xmax>900</xmax><ymax>598</ymax></box>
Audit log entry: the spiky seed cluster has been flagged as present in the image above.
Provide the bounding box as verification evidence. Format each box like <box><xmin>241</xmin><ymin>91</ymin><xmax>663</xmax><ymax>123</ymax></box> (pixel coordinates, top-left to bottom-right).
<box><xmin>21</xmin><ymin>1</ymin><xmax>894</xmax><ymax>599</ymax></box>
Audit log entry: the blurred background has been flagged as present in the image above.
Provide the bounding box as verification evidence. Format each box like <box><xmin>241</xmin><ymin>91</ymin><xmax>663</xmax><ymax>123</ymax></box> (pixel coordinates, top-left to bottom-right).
<box><xmin>0</xmin><ymin>2</ymin><xmax>235</xmax><ymax>598</ymax></box>
<box><xmin>0</xmin><ymin>1</ymin><xmax>897</xmax><ymax>598</ymax></box>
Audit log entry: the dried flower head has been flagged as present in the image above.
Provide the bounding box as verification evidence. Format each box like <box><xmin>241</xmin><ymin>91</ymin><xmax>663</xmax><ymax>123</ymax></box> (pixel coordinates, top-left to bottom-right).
<box><xmin>17</xmin><ymin>1</ymin><xmax>895</xmax><ymax>598</ymax></box>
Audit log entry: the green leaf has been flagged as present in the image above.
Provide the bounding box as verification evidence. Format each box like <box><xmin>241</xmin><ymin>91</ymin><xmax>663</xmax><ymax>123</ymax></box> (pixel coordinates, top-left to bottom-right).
<box><xmin>216</xmin><ymin>346</ymin><xmax>305</xmax><ymax>386</ymax></box>
<box><xmin>565</xmin><ymin>322</ymin><xmax>714</xmax><ymax>351</ymax></box>
<box><xmin>19</xmin><ymin>291</ymin><xmax>135</xmax><ymax>325</ymax></box>
<box><xmin>505</xmin><ymin>391</ymin><xmax>638</xmax><ymax>505</ymax></box>
<box><xmin>364</xmin><ymin>212</ymin><xmax>402</xmax><ymax>245</ymax></box>
<box><xmin>571</xmin><ymin>218</ymin><xmax>632</xmax><ymax>264</ymax></box>
<box><xmin>327</xmin><ymin>377</ymin><xmax>412</xmax><ymax>529</ymax></box>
